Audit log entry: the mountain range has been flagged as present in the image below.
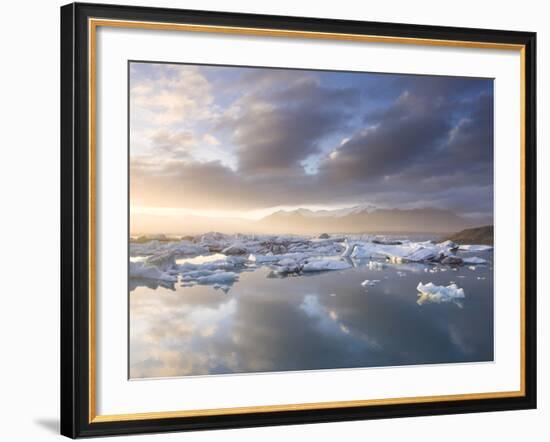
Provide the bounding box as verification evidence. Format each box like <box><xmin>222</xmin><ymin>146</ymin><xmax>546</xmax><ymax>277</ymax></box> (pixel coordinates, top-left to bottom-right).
<box><xmin>131</xmin><ymin>204</ymin><xmax>491</xmax><ymax>235</ymax></box>
<box><xmin>256</xmin><ymin>205</ymin><xmax>489</xmax><ymax>234</ymax></box>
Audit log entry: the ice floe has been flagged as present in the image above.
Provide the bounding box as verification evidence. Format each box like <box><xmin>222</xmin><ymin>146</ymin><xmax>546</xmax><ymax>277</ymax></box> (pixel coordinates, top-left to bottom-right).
<box><xmin>196</xmin><ymin>271</ymin><xmax>239</xmax><ymax>285</ymax></box>
<box><xmin>458</xmin><ymin>244</ymin><xmax>493</xmax><ymax>252</ymax></box>
<box><xmin>462</xmin><ymin>256</ymin><xmax>488</xmax><ymax>265</ymax></box>
<box><xmin>416</xmin><ymin>282</ymin><xmax>465</xmax><ymax>306</ymax></box>
<box><xmin>130</xmin><ymin>261</ymin><xmax>177</xmax><ymax>282</ymax></box>
<box><xmin>128</xmin><ymin>232</ymin><xmax>492</xmax><ymax>292</ymax></box>
<box><xmin>367</xmin><ymin>261</ymin><xmax>386</xmax><ymax>270</ymax></box>
<box><xmin>302</xmin><ymin>259</ymin><xmax>352</xmax><ymax>272</ymax></box>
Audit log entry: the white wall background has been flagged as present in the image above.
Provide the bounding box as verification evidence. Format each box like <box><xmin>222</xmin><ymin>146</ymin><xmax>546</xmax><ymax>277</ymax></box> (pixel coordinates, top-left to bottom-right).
<box><xmin>0</xmin><ymin>0</ymin><xmax>546</xmax><ymax>440</ymax></box>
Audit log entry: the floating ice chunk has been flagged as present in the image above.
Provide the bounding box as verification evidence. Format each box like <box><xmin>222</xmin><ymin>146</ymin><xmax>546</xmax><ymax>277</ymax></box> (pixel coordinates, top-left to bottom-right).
<box><xmin>248</xmin><ymin>253</ymin><xmax>280</xmax><ymax>263</ymax></box>
<box><xmin>197</xmin><ymin>271</ymin><xmax>239</xmax><ymax>284</ymax></box>
<box><xmin>173</xmin><ymin>243</ymin><xmax>209</xmax><ymax>256</ymax></box>
<box><xmin>221</xmin><ymin>244</ymin><xmax>248</xmax><ymax>255</ymax></box>
<box><xmin>382</xmin><ymin>245</ymin><xmax>438</xmax><ymax>263</ymax></box>
<box><xmin>181</xmin><ymin>269</ymin><xmax>214</xmax><ymax>279</ymax></box>
<box><xmin>302</xmin><ymin>259</ymin><xmax>352</xmax><ymax>272</ymax></box>
<box><xmin>416</xmin><ymin>282</ymin><xmax>465</xmax><ymax>306</ymax></box>
<box><xmin>439</xmin><ymin>240</ymin><xmax>459</xmax><ymax>251</ymax></box>
<box><xmin>402</xmin><ymin>246</ymin><xmax>438</xmax><ymax>262</ymax></box>
<box><xmin>129</xmin><ymin>261</ymin><xmax>177</xmax><ymax>282</ymax></box>
<box><xmin>200</xmin><ymin>232</ymin><xmax>227</xmax><ymax>243</ymax></box>
<box><xmin>313</xmin><ymin>244</ymin><xmax>344</xmax><ymax>255</ymax></box>
<box><xmin>462</xmin><ymin>256</ymin><xmax>488</xmax><ymax>265</ymax></box>
<box><xmin>441</xmin><ymin>255</ymin><xmax>464</xmax><ymax>265</ymax></box>
<box><xmin>361</xmin><ymin>279</ymin><xmax>380</xmax><ymax>287</ymax></box>
<box><xmin>458</xmin><ymin>244</ymin><xmax>493</xmax><ymax>252</ymax></box>
<box><xmin>341</xmin><ymin>240</ymin><xmax>361</xmax><ymax>258</ymax></box>
<box><xmin>372</xmin><ymin>238</ymin><xmax>402</xmax><ymax>245</ymax></box>
<box><xmin>144</xmin><ymin>250</ymin><xmax>177</xmax><ymax>270</ymax></box>
<box><xmin>278</xmin><ymin>258</ymin><xmax>298</xmax><ymax>266</ymax></box>
<box><xmin>368</xmin><ymin>261</ymin><xmax>386</xmax><ymax>270</ymax></box>
<box><xmin>274</xmin><ymin>258</ymin><xmax>301</xmax><ymax>274</ymax></box>
<box><xmin>468</xmin><ymin>266</ymin><xmax>477</xmax><ymax>271</ymax></box>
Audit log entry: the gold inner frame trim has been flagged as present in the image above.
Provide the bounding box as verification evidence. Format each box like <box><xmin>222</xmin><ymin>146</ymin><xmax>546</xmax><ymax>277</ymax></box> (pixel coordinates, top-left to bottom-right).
<box><xmin>88</xmin><ymin>17</ymin><xmax>527</xmax><ymax>424</ymax></box>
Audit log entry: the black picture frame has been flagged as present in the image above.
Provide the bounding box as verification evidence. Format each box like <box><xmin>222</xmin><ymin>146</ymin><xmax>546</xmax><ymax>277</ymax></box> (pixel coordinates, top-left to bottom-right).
<box><xmin>61</xmin><ymin>2</ymin><xmax>537</xmax><ymax>438</ymax></box>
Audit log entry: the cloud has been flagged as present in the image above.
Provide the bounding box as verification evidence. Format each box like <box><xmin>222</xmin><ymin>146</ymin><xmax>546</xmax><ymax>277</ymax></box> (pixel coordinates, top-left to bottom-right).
<box><xmin>217</xmin><ymin>72</ymin><xmax>359</xmax><ymax>175</ymax></box>
<box><xmin>130</xmin><ymin>63</ymin><xmax>215</xmax><ymax>127</ymax></box>
<box><xmin>148</xmin><ymin>129</ymin><xmax>196</xmax><ymax>158</ymax></box>
<box><xmin>320</xmin><ymin>90</ymin><xmax>451</xmax><ymax>182</ymax></box>
<box><xmin>130</xmin><ymin>63</ymin><xmax>494</xmax><ymax>217</ymax></box>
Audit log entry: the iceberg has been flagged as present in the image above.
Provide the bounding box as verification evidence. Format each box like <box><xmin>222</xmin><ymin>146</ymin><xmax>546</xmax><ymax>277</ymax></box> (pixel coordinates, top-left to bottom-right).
<box><xmin>129</xmin><ymin>261</ymin><xmax>177</xmax><ymax>282</ymax></box>
<box><xmin>128</xmin><ymin>232</ymin><xmax>493</xmax><ymax>292</ymax></box>
<box><xmin>367</xmin><ymin>261</ymin><xmax>386</xmax><ymax>270</ymax></box>
<box><xmin>416</xmin><ymin>282</ymin><xmax>465</xmax><ymax>306</ymax></box>
<box><xmin>274</xmin><ymin>258</ymin><xmax>301</xmax><ymax>274</ymax></box>
<box><xmin>361</xmin><ymin>279</ymin><xmax>380</xmax><ymax>287</ymax></box>
<box><xmin>173</xmin><ymin>243</ymin><xmax>209</xmax><ymax>256</ymax></box>
<box><xmin>144</xmin><ymin>250</ymin><xmax>177</xmax><ymax>270</ymax></box>
<box><xmin>458</xmin><ymin>244</ymin><xmax>493</xmax><ymax>252</ymax></box>
<box><xmin>196</xmin><ymin>271</ymin><xmax>239</xmax><ymax>285</ymax></box>
<box><xmin>462</xmin><ymin>256</ymin><xmax>488</xmax><ymax>265</ymax></box>
<box><xmin>402</xmin><ymin>246</ymin><xmax>439</xmax><ymax>262</ymax></box>
<box><xmin>441</xmin><ymin>255</ymin><xmax>464</xmax><ymax>265</ymax></box>
<box><xmin>302</xmin><ymin>259</ymin><xmax>352</xmax><ymax>272</ymax></box>
<box><xmin>248</xmin><ymin>253</ymin><xmax>280</xmax><ymax>264</ymax></box>
<box><xmin>221</xmin><ymin>244</ymin><xmax>249</xmax><ymax>255</ymax></box>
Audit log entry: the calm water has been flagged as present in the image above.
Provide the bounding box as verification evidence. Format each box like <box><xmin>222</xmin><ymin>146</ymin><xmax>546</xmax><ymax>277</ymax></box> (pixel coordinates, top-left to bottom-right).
<box><xmin>129</xmin><ymin>250</ymin><xmax>494</xmax><ymax>378</ymax></box>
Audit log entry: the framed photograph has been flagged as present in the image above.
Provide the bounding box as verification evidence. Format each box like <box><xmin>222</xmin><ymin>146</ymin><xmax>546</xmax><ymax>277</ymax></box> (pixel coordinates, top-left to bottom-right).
<box><xmin>60</xmin><ymin>2</ymin><xmax>536</xmax><ymax>438</ymax></box>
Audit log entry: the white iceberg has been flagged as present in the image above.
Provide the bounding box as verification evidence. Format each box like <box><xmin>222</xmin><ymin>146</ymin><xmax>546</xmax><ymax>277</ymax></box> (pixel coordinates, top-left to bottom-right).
<box><xmin>196</xmin><ymin>271</ymin><xmax>239</xmax><ymax>285</ymax></box>
<box><xmin>173</xmin><ymin>243</ymin><xmax>209</xmax><ymax>256</ymax></box>
<box><xmin>416</xmin><ymin>282</ymin><xmax>465</xmax><ymax>306</ymax></box>
<box><xmin>462</xmin><ymin>256</ymin><xmax>488</xmax><ymax>265</ymax></box>
<box><xmin>302</xmin><ymin>259</ymin><xmax>352</xmax><ymax>272</ymax></box>
<box><xmin>402</xmin><ymin>246</ymin><xmax>439</xmax><ymax>262</ymax></box>
<box><xmin>144</xmin><ymin>250</ymin><xmax>177</xmax><ymax>270</ymax></box>
<box><xmin>367</xmin><ymin>260</ymin><xmax>386</xmax><ymax>270</ymax></box>
<box><xmin>458</xmin><ymin>244</ymin><xmax>493</xmax><ymax>252</ymax></box>
<box><xmin>221</xmin><ymin>244</ymin><xmax>249</xmax><ymax>255</ymax></box>
<box><xmin>129</xmin><ymin>261</ymin><xmax>177</xmax><ymax>282</ymax></box>
<box><xmin>248</xmin><ymin>253</ymin><xmax>280</xmax><ymax>264</ymax></box>
<box><xmin>341</xmin><ymin>240</ymin><xmax>361</xmax><ymax>258</ymax></box>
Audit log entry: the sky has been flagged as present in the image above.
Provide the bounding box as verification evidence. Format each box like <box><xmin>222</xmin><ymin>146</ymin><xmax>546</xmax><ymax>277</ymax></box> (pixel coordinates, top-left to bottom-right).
<box><xmin>129</xmin><ymin>62</ymin><xmax>494</xmax><ymax>221</ymax></box>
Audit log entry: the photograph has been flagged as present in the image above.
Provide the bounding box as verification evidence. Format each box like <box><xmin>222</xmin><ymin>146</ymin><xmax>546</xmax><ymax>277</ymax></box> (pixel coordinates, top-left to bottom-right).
<box><xmin>128</xmin><ymin>61</ymin><xmax>495</xmax><ymax>379</ymax></box>
<box><xmin>56</xmin><ymin>1</ymin><xmax>537</xmax><ymax>437</ymax></box>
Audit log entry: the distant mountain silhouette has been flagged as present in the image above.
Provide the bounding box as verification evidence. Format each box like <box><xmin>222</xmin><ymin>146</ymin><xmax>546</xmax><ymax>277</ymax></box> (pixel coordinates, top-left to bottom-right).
<box><xmin>256</xmin><ymin>206</ymin><xmax>489</xmax><ymax>234</ymax></box>
<box><xmin>130</xmin><ymin>205</ymin><xmax>491</xmax><ymax>235</ymax></box>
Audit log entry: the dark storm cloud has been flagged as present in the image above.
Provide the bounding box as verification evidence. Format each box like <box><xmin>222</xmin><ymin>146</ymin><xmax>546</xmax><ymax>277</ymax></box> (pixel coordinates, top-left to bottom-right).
<box><xmin>321</xmin><ymin>91</ymin><xmax>452</xmax><ymax>181</ymax></box>
<box><xmin>316</xmin><ymin>83</ymin><xmax>493</xmax><ymax>215</ymax></box>
<box><xmin>361</xmin><ymin>73</ymin><xmax>491</xmax><ymax>102</ymax></box>
<box><xmin>218</xmin><ymin>73</ymin><xmax>359</xmax><ymax>175</ymax></box>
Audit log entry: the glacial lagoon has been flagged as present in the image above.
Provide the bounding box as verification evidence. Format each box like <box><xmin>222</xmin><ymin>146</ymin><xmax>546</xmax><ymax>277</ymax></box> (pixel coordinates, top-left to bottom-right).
<box><xmin>129</xmin><ymin>234</ymin><xmax>494</xmax><ymax>378</ymax></box>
